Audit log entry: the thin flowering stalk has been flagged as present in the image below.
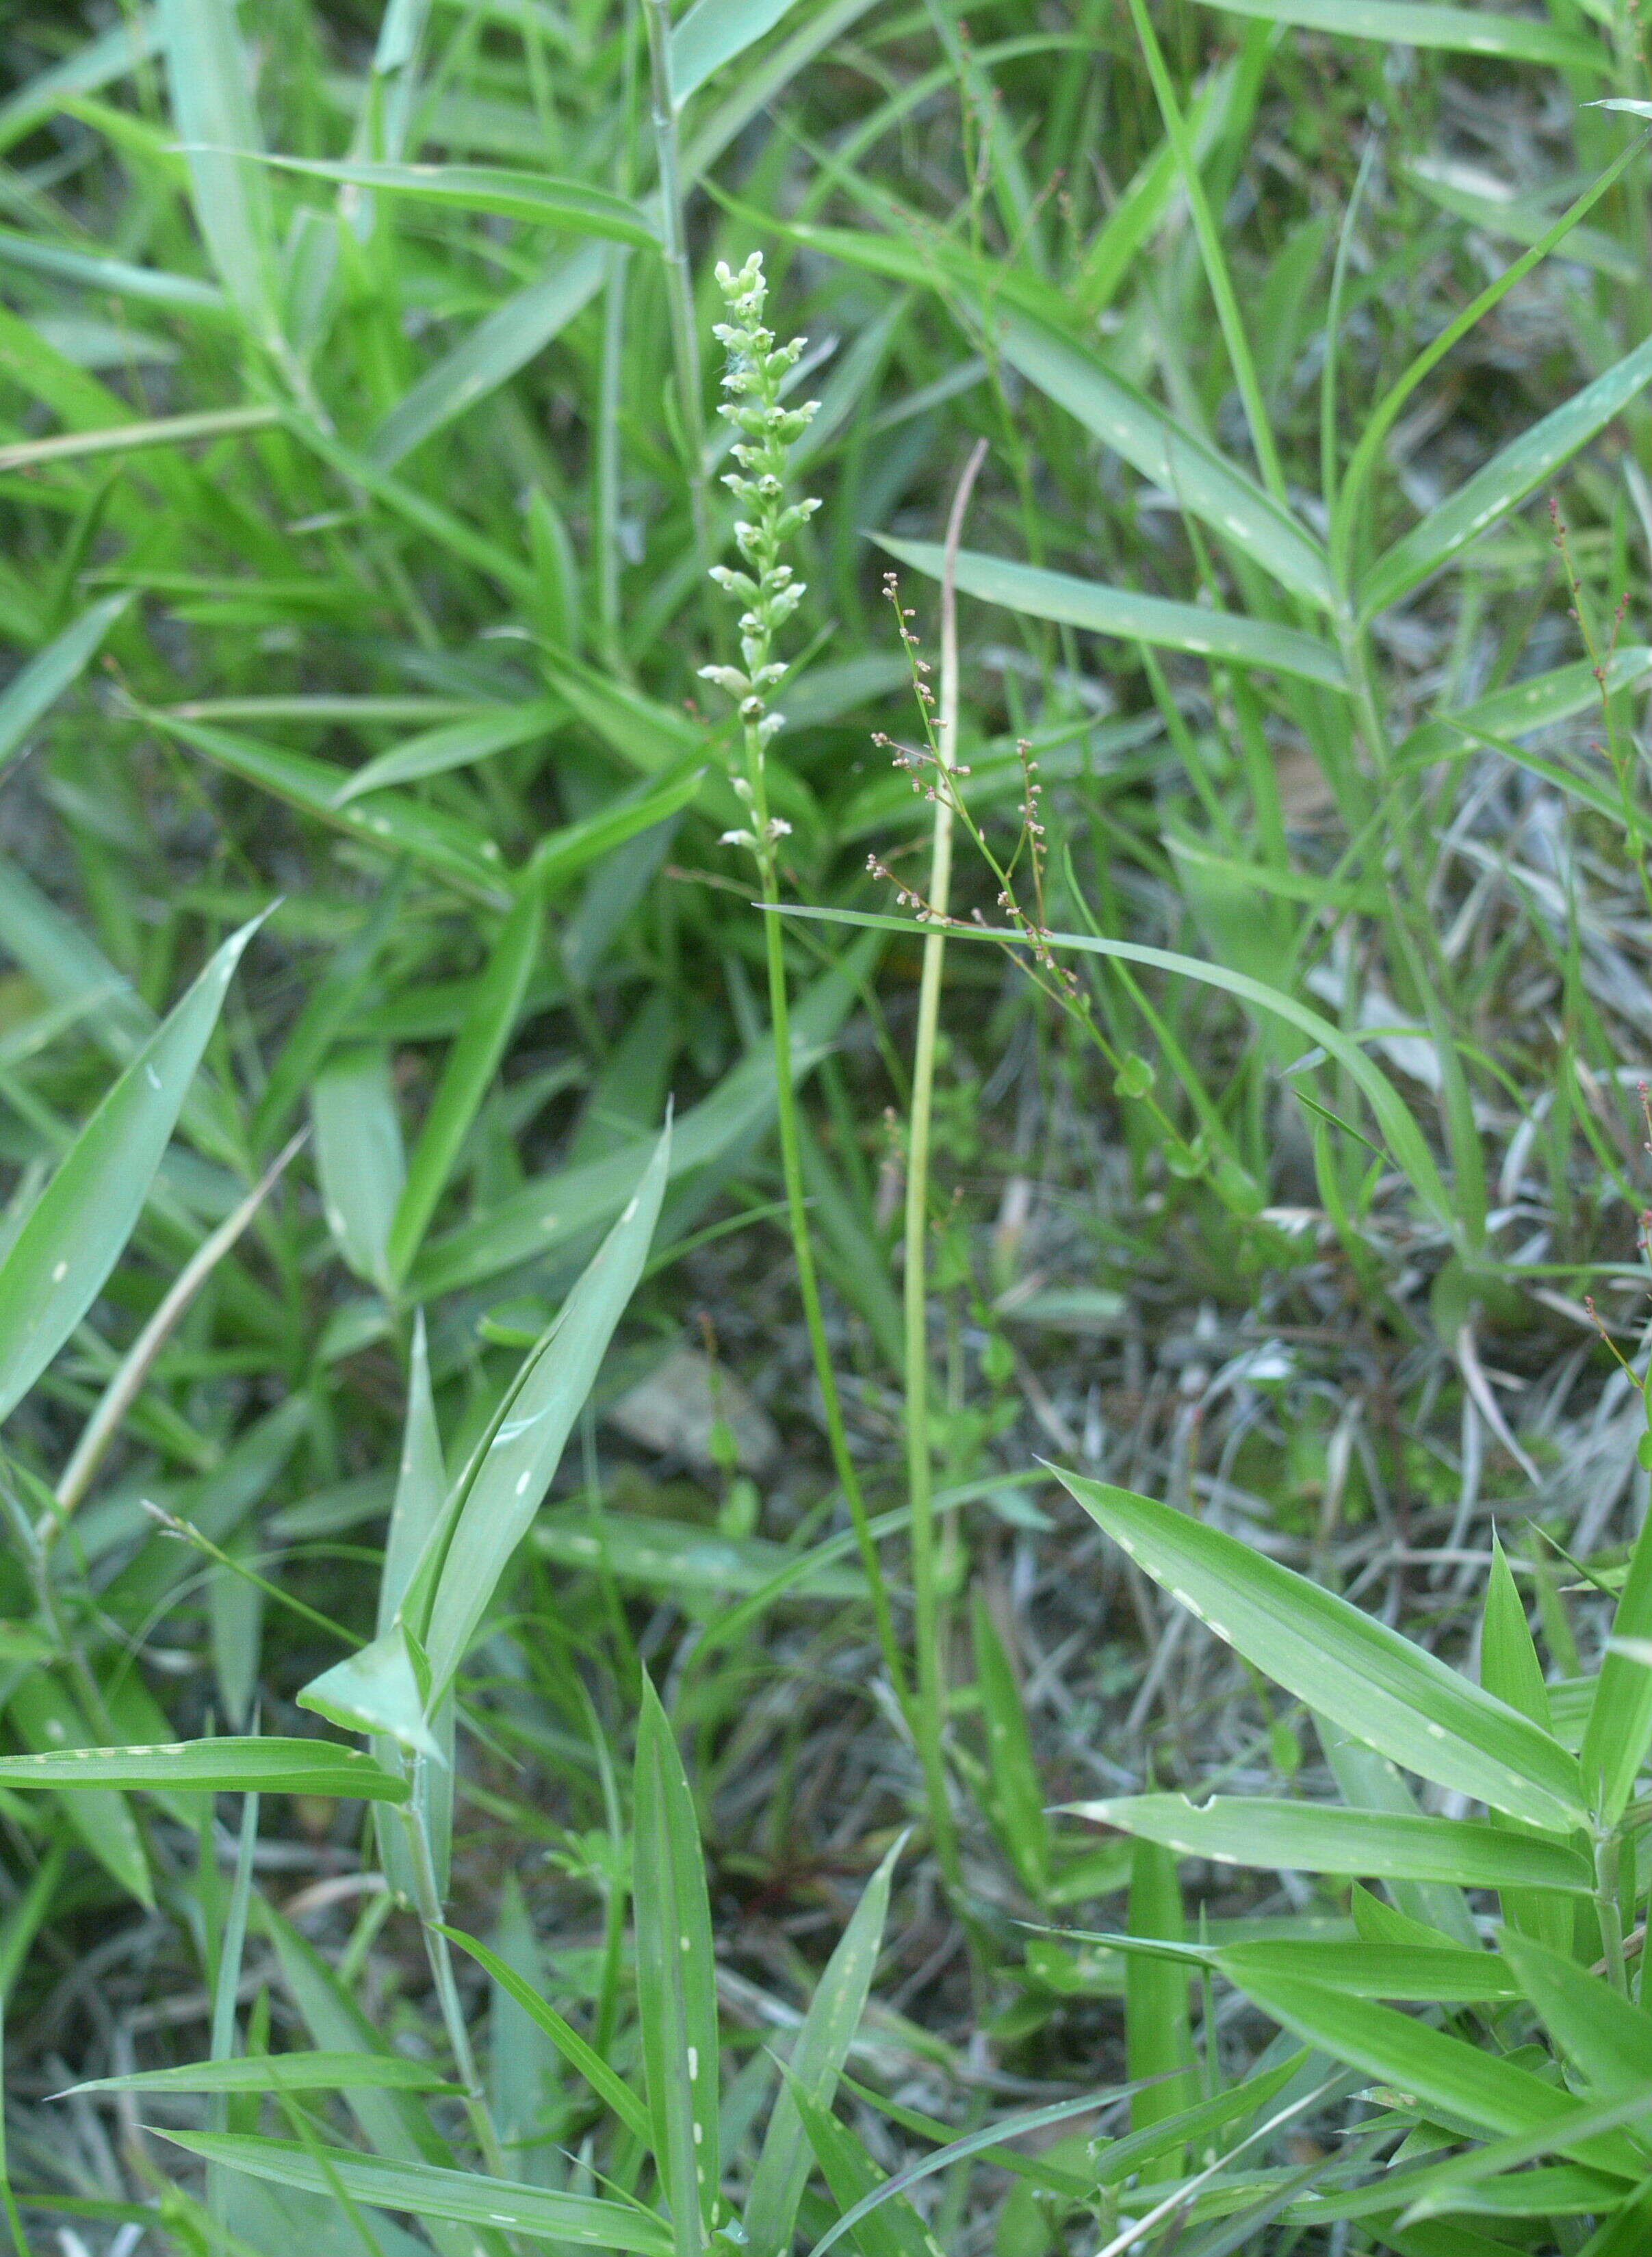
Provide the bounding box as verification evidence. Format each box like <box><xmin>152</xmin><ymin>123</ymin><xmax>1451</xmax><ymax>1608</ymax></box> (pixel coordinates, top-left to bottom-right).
<box><xmin>700</xmin><ymin>253</ymin><xmax>908</xmax><ymax>1704</ymax></box>
<box><xmin>899</xmin><ymin>438</ymin><xmax>986</xmax><ymax>1895</ymax></box>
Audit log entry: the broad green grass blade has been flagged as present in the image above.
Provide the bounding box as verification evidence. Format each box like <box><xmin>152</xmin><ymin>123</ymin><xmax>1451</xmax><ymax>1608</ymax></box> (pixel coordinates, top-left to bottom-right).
<box><xmin>878</xmin><ymin>537</ymin><xmax>1347</xmax><ymax>688</ymax></box>
<box><xmin>0</xmin><ymin>914</ymin><xmax>261</xmax><ymax>1424</ymax></box>
<box><xmin>1216</xmin><ymin>1940</ymin><xmax>1519</xmax><ymax>2002</ymax></box>
<box><xmin>745</xmin><ymin>1837</ymin><xmax>902</xmax><ymax>2257</ymax></box>
<box><xmin>0</xmin><ymin>593</ymin><xmax>131</xmax><ymax>778</ymax></box>
<box><xmin>249</xmin><ymin>157</ymin><xmax>658</xmax><ymax>246</ymax></box>
<box><xmin>0</xmin><ymin>1737</ymin><xmax>409</xmax><ymax>1799</ymax></box>
<box><xmin>156</xmin><ymin>0</ymin><xmax>282</xmax><ymax>352</ymax></box>
<box><xmin>779</xmin><ymin>907</ymin><xmax>1450</xmax><ymax>1227</ymax></box>
<box><xmin>367</xmin><ymin>244</ymin><xmax>606</xmax><ymax>467</ymax></box>
<box><xmin>672</xmin><ymin>0</ymin><xmax>801</xmax><ymax>102</ymax></box>
<box><xmin>634</xmin><ymin>1673</ymin><xmax>721</xmax><ymax>2257</ymax></box>
<box><xmin>1499</xmin><ymin>1930</ymin><xmax>1652</xmax><ymax>2098</ymax></box>
<box><xmin>333</xmin><ymin>700</ymin><xmax>562</xmax><ymax>805</ymax></box>
<box><xmin>795</xmin><ymin>2082</ymin><xmax>953</xmax><ymax>2257</ymax></box>
<box><xmin>1397</xmin><ymin>648</ymin><xmax>1652</xmax><ymax>766</ymax></box>
<box><xmin>1222</xmin><ymin>1965</ymin><xmax>1643</xmax><ymax>2174</ymax></box>
<box><xmin>995</xmin><ymin>309</ymin><xmax>1332</xmax><ymax>608</ymax></box>
<box><xmin>972</xmin><ymin>1591</ymin><xmax>1050</xmax><ymax>1899</ymax></box>
<box><xmin>311</xmin><ymin>1046</ymin><xmax>405</xmax><ymax>1295</ymax></box>
<box><xmin>1363</xmin><ymin>332</ymin><xmax>1652</xmax><ymax>617</ymax></box>
<box><xmin>1195</xmin><ymin>0</ymin><xmax>1603</xmax><ymax>68</ymax></box>
<box><xmin>1067</xmin><ymin>1797</ymin><xmax>1592</xmax><ymax>1890</ymax></box>
<box><xmin>158</xmin><ymin>2135</ymin><xmax>674</xmax><ymax>2252</ymax></box>
<box><xmin>386</xmin><ymin>890</ymin><xmax>541</xmax><ymax>1284</ymax></box>
<box><xmin>68</xmin><ymin>2052</ymin><xmax>461</xmax><ymax>2096</ymax></box>
<box><xmin>298</xmin><ymin>1625</ymin><xmax>441</xmax><ymax>1761</ymax></box>
<box><xmin>1581</xmin><ymin>1496</ymin><xmax>1652</xmax><ymax>1822</ymax></box>
<box><xmin>437</xmin><ymin>1924</ymin><xmax>651</xmax><ymax>2141</ymax></box>
<box><xmin>1481</xmin><ymin>1541</ymin><xmax>1551</xmax><ymax>1733</ymax></box>
<box><xmin>1054</xmin><ymin>1471</ymin><xmax>1585</xmax><ymax>1829</ymax></box>
<box><xmin>1126</xmin><ymin>1840</ymin><xmax>1195</xmax><ymax>2142</ymax></box>
<box><xmin>419</xmin><ymin>1124</ymin><xmax>670</xmax><ymax>1699</ymax></box>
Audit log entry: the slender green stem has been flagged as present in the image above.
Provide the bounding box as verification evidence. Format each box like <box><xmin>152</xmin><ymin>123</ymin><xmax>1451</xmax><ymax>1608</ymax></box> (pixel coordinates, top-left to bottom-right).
<box><xmin>641</xmin><ymin>0</ymin><xmax>710</xmax><ymax>569</ymax></box>
<box><xmin>402</xmin><ymin>1758</ymin><xmax>507</xmax><ymax>2174</ymax></box>
<box><xmin>595</xmin><ymin>248</ymin><xmax>630</xmax><ymax>673</ymax></box>
<box><xmin>903</xmin><ymin>440</ymin><xmax>987</xmax><ymax>1896</ymax></box>
<box><xmin>752</xmin><ymin>823</ymin><xmax>908</xmax><ymax>1703</ymax></box>
<box><xmin>1596</xmin><ymin>1831</ymin><xmax>1629</xmax><ymax>1994</ymax></box>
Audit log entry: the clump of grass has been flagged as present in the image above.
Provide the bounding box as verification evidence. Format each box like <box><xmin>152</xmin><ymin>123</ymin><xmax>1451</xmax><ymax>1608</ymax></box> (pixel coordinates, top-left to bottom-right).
<box><xmin>4</xmin><ymin>5</ymin><xmax>1652</xmax><ymax>2256</ymax></box>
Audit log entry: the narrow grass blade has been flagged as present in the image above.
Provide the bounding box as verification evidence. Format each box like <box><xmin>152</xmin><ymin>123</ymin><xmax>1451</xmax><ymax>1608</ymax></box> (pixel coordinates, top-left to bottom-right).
<box><xmin>1126</xmin><ymin>1840</ymin><xmax>1195</xmax><ymax>2145</ymax></box>
<box><xmin>410</xmin><ymin>942</ymin><xmax>871</xmax><ymax>1299</ymax></box>
<box><xmin>777</xmin><ymin>907</ymin><xmax>1449</xmax><ymax>1227</ymax></box>
<box><xmin>1397</xmin><ymin>648</ymin><xmax>1652</xmax><ymax>766</ymax></box>
<box><xmin>0</xmin><ymin>593</ymin><xmax>130</xmax><ymax>777</ymax></box>
<box><xmin>418</xmin><ymin>1124</ymin><xmax>670</xmax><ymax>1698</ymax></box>
<box><xmin>386</xmin><ymin>890</ymin><xmax>541</xmax><ymax>1284</ymax></box>
<box><xmin>0</xmin><ymin>915</ymin><xmax>261</xmax><ymax>1424</ymax></box>
<box><xmin>1223</xmin><ymin>1967</ymin><xmax>1643</xmax><ymax>2173</ymax></box>
<box><xmin>311</xmin><ymin>1046</ymin><xmax>405</xmax><ymax>1295</ymax></box>
<box><xmin>0</xmin><ymin>14</ymin><xmax>161</xmax><ymax>153</ymax></box>
<box><xmin>672</xmin><ymin>0</ymin><xmax>802</xmax><ymax>101</ymax></box>
<box><xmin>251</xmin><ymin>872</ymin><xmax>406</xmax><ymax>1152</ymax></box>
<box><xmin>367</xmin><ymin>244</ymin><xmax>606</xmax><ymax>467</ymax></box>
<box><xmin>1499</xmin><ymin>1929</ymin><xmax>1652</xmax><ymax>2097</ymax></box>
<box><xmin>333</xmin><ymin>700</ymin><xmax>562</xmax><ymax>805</ymax></box>
<box><xmin>150</xmin><ymin>712</ymin><xmax>512</xmax><ymax>904</ymax></box>
<box><xmin>1067</xmin><ymin>1796</ymin><xmax>1593</xmax><ymax>1890</ymax></box>
<box><xmin>6</xmin><ymin>1675</ymin><xmax>151</xmax><ymax>1905</ymax></box>
<box><xmin>526</xmin><ymin>756</ymin><xmax>706</xmax><ymax>891</ymax></box>
<box><xmin>157</xmin><ymin>2135</ymin><xmax>673</xmax><ymax>2251</ymax></box>
<box><xmin>156</xmin><ymin>0</ymin><xmax>282</xmax><ymax>350</ymax></box>
<box><xmin>877</xmin><ymin>537</ymin><xmax>1347</xmax><ymax>688</ymax></box>
<box><xmin>0</xmin><ymin>403</ymin><xmax>281</xmax><ymax>475</ymax></box>
<box><xmin>634</xmin><ymin>1673</ymin><xmax>720</xmax><ymax>2257</ymax></box>
<box><xmin>745</xmin><ymin>1837</ymin><xmax>902</xmax><ymax>2257</ymax></box>
<box><xmin>1053</xmin><ymin>1471</ymin><xmax>1586</xmax><ymax>1830</ymax></box>
<box><xmin>1195</xmin><ymin>0</ymin><xmax>1603</xmax><ymax>68</ymax></box>
<box><xmin>1214</xmin><ymin>1940</ymin><xmax>1519</xmax><ymax>2002</ymax></box>
<box><xmin>1363</xmin><ymin>332</ymin><xmax>1652</xmax><ymax>617</ymax></box>
<box><xmin>67</xmin><ymin>2052</ymin><xmax>461</xmax><ymax>2096</ymax></box>
<box><xmin>0</xmin><ymin>1738</ymin><xmax>409</xmax><ymax>1799</ymax></box>
<box><xmin>438</xmin><ymin>1924</ymin><xmax>651</xmax><ymax>2141</ymax></box>
<box><xmin>995</xmin><ymin>309</ymin><xmax>1332</xmax><ymax>607</ymax></box>
<box><xmin>246</xmin><ymin>157</ymin><xmax>658</xmax><ymax>245</ymax></box>
<box><xmin>972</xmin><ymin>1592</ymin><xmax>1050</xmax><ymax>1899</ymax></box>
<box><xmin>1580</xmin><ymin>1495</ymin><xmax>1652</xmax><ymax>1824</ymax></box>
